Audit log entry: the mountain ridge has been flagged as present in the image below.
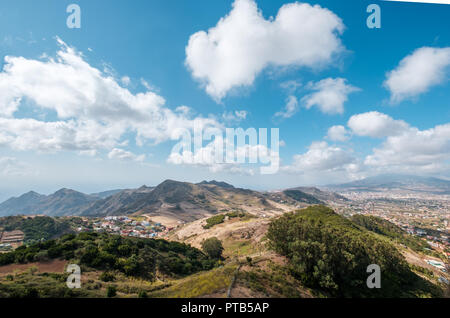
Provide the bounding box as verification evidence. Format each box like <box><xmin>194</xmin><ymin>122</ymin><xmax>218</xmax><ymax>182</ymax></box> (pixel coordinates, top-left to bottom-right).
<box><xmin>327</xmin><ymin>174</ymin><xmax>450</xmax><ymax>194</ymax></box>
<box><xmin>0</xmin><ymin>180</ymin><xmax>320</xmax><ymax>220</ymax></box>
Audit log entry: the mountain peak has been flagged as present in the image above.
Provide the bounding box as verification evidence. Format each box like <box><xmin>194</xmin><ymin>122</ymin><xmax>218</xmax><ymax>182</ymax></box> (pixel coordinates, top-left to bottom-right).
<box><xmin>198</xmin><ymin>180</ymin><xmax>235</xmax><ymax>189</ymax></box>
<box><xmin>53</xmin><ymin>188</ymin><xmax>79</xmax><ymax>196</ymax></box>
<box><xmin>22</xmin><ymin>191</ymin><xmax>42</xmax><ymax>197</ymax></box>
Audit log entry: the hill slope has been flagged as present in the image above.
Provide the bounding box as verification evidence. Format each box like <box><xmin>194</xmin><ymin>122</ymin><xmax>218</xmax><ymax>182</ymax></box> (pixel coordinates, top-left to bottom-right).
<box><xmin>0</xmin><ymin>191</ymin><xmax>45</xmax><ymax>216</ymax></box>
<box><xmin>0</xmin><ymin>189</ymin><xmax>96</xmax><ymax>217</ymax></box>
<box><xmin>79</xmin><ymin>186</ymin><xmax>154</xmax><ymax>216</ymax></box>
<box><xmin>91</xmin><ymin>180</ymin><xmax>280</xmax><ymax>222</ymax></box>
<box><xmin>266</xmin><ymin>206</ymin><xmax>442</xmax><ymax>297</ymax></box>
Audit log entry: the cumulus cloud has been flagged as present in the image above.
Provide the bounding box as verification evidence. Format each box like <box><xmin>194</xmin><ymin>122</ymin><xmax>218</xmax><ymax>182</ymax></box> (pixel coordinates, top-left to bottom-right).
<box><xmin>108</xmin><ymin>148</ymin><xmax>145</xmax><ymax>162</ymax></box>
<box><xmin>185</xmin><ymin>0</ymin><xmax>345</xmax><ymax>101</ymax></box>
<box><xmin>327</xmin><ymin>125</ymin><xmax>350</xmax><ymax>142</ymax></box>
<box><xmin>0</xmin><ymin>38</ymin><xmax>220</xmax><ymax>155</ymax></box>
<box><xmin>344</xmin><ymin>111</ymin><xmax>450</xmax><ymax>174</ymax></box>
<box><xmin>274</xmin><ymin>95</ymin><xmax>299</xmax><ymax>119</ymax></box>
<box><xmin>0</xmin><ymin>118</ymin><xmax>123</xmax><ymax>152</ymax></box>
<box><xmin>365</xmin><ymin>123</ymin><xmax>450</xmax><ymax>173</ymax></box>
<box><xmin>301</xmin><ymin>78</ymin><xmax>359</xmax><ymax>114</ymax></box>
<box><xmin>384</xmin><ymin>47</ymin><xmax>450</xmax><ymax>103</ymax></box>
<box><xmin>285</xmin><ymin>141</ymin><xmax>356</xmax><ymax>172</ymax></box>
<box><xmin>284</xmin><ymin>111</ymin><xmax>450</xmax><ymax>177</ymax></box>
<box><xmin>167</xmin><ymin>136</ymin><xmax>278</xmax><ymax>175</ymax></box>
<box><xmin>348</xmin><ymin>111</ymin><xmax>409</xmax><ymax>138</ymax></box>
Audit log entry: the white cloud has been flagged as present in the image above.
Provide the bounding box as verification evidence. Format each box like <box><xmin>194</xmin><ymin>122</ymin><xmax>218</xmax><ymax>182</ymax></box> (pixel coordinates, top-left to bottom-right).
<box><xmin>365</xmin><ymin>123</ymin><xmax>450</xmax><ymax>173</ymax></box>
<box><xmin>0</xmin><ymin>118</ymin><xmax>123</xmax><ymax>152</ymax></box>
<box><xmin>327</xmin><ymin>125</ymin><xmax>350</xmax><ymax>142</ymax></box>
<box><xmin>140</xmin><ymin>78</ymin><xmax>159</xmax><ymax>92</ymax></box>
<box><xmin>384</xmin><ymin>47</ymin><xmax>450</xmax><ymax>103</ymax></box>
<box><xmin>285</xmin><ymin>141</ymin><xmax>355</xmax><ymax>172</ymax></box>
<box><xmin>344</xmin><ymin>111</ymin><xmax>450</xmax><ymax>174</ymax></box>
<box><xmin>108</xmin><ymin>148</ymin><xmax>145</xmax><ymax>162</ymax></box>
<box><xmin>274</xmin><ymin>95</ymin><xmax>299</xmax><ymax>119</ymax></box>
<box><xmin>167</xmin><ymin>136</ymin><xmax>278</xmax><ymax>175</ymax></box>
<box><xmin>0</xmin><ymin>38</ymin><xmax>220</xmax><ymax>154</ymax></box>
<box><xmin>121</xmin><ymin>76</ymin><xmax>131</xmax><ymax>86</ymax></box>
<box><xmin>280</xmin><ymin>80</ymin><xmax>302</xmax><ymax>93</ymax></box>
<box><xmin>185</xmin><ymin>0</ymin><xmax>344</xmax><ymax>101</ymax></box>
<box><xmin>348</xmin><ymin>111</ymin><xmax>409</xmax><ymax>138</ymax></box>
<box><xmin>301</xmin><ymin>78</ymin><xmax>359</xmax><ymax>114</ymax></box>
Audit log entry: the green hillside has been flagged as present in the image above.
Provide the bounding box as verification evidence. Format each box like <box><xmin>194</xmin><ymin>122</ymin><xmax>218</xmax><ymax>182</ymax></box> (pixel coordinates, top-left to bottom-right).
<box><xmin>266</xmin><ymin>205</ymin><xmax>441</xmax><ymax>298</ymax></box>
<box><xmin>0</xmin><ymin>216</ymin><xmax>72</xmax><ymax>243</ymax></box>
<box><xmin>351</xmin><ymin>214</ymin><xmax>436</xmax><ymax>256</ymax></box>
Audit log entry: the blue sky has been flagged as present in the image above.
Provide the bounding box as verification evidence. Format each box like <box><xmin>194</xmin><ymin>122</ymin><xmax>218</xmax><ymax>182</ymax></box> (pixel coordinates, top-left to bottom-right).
<box><xmin>0</xmin><ymin>0</ymin><xmax>449</xmax><ymax>200</ymax></box>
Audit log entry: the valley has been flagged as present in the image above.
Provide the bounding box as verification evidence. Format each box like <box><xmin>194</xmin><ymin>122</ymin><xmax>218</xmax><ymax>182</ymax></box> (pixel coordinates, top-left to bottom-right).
<box><xmin>0</xmin><ymin>175</ymin><xmax>449</xmax><ymax>298</ymax></box>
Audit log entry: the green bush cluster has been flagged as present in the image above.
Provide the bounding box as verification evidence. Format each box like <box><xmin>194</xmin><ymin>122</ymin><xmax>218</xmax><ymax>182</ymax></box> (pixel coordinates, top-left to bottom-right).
<box><xmin>201</xmin><ymin>237</ymin><xmax>224</xmax><ymax>259</ymax></box>
<box><xmin>267</xmin><ymin>205</ymin><xmax>441</xmax><ymax>298</ymax></box>
<box><xmin>0</xmin><ymin>232</ymin><xmax>216</xmax><ymax>280</ymax></box>
<box><xmin>351</xmin><ymin>214</ymin><xmax>431</xmax><ymax>254</ymax></box>
<box><xmin>203</xmin><ymin>215</ymin><xmax>225</xmax><ymax>229</ymax></box>
<box><xmin>225</xmin><ymin>211</ymin><xmax>245</xmax><ymax>219</ymax></box>
<box><xmin>0</xmin><ymin>216</ymin><xmax>72</xmax><ymax>243</ymax></box>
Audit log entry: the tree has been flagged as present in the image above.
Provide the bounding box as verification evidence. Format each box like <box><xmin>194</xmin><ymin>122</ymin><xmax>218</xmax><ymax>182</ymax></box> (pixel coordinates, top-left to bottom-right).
<box><xmin>106</xmin><ymin>285</ymin><xmax>117</xmax><ymax>298</ymax></box>
<box><xmin>201</xmin><ymin>237</ymin><xmax>224</xmax><ymax>259</ymax></box>
<box><xmin>99</xmin><ymin>271</ymin><xmax>115</xmax><ymax>282</ymax></box>
<box><xmin>138</xmin><ymin>290</ymin><xmax>148</xmax><ymax>298</ymax></box>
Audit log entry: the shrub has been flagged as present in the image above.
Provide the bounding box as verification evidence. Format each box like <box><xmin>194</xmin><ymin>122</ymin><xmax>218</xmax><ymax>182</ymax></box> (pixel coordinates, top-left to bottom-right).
<box><xmin>201</xmin><ymin>237</ymin><xmax>224</xmax><ymax>259</ymax></box>
<box><xmin>138</xmin><ymin>290</ymin><xmax>148</xmax><ymax>298</ymax></box>
<box><xmin>106</xmin><ymin>285</ymin><xmax>117</xmax><ymax>298</ymax></box>
<box><xmin>99</xmin><ymin>271</ymin><xmax>116</xmax><ymax>282</ymax></box>
<box><xmin>203</xmin><ymin>215</ymin><xmax>225</xmax><ymax>229</ymax></box>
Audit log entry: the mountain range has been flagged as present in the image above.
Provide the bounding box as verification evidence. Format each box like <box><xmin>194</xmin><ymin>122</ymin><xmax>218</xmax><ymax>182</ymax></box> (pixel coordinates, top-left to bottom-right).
<box><xmin>0</xmin><ymin>180</ymin><xmax>324</xmax><ymax>220</ymax></box>
<box><xmin>328</xmin><ymin>174</ymin><xmax>450</xmax><ymax>194</ymax></box>
<box><xmin>2</xmin><ymin>174</ymin><xmax>449</xmax><ymax>220</ymax></box>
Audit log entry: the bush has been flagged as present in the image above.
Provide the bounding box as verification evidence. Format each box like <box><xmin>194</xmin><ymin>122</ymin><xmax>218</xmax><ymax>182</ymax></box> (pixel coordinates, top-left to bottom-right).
<box><xmin>138</xmin><ymin>290</ymin><xmax>148</xmax><ymax>298</ymax></box>
<box><xmin>33</xmin><ymin>250</ymin><xmax>49</xmax><ymax>262</ymax></box>
<box><xmin>106</xmin><ymin>285</ymin><xmax>117</xmax><ymax>298</ymax></box>
<box><xmin>201</xmin><ymin>237</ymin><xmax>224</xmax><ymax>259</ymax></box>
<box><xmin>0</xmin><ymin>232</ymin><xmax>215</xmax><ymax>281</ymax></box>
<box><xmin>203</xmin><ymin>215</ymin><xmax>225</xmax><ymax>229</ymax></box>
<box><xmin>99</xmin><ymin>271</ymin><xmax>116</xmax><ymax>282</ymax></box>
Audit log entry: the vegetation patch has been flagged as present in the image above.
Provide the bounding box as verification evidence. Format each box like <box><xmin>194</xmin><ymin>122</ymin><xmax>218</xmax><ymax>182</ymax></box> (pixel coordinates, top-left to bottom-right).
<box><xmin>238</xmin><ymin>261</ymin><xmax>312</xmax><ymax>298</ymax></box>
<box><xmin>351</xmin><ymin>214</ymin><xmax>438</xmax><ymax>257</ymax></box>
<box><xmin>149</xmin><ymin>264</ymin><xmax>236</xmax><ymax>298</ymax></box>
<box><xmin>0</xmin><ymin>216</ymin><xmax>72</xmax><ymax>244</ymax></box>
<box><xmin>203</xmin><ymin>215</ymin><xmax>225</xmax><ymax>229</ymax></box>
<box><xmin>267</xmin><ymin>205</ymin><xmax>442</xmax><ymax>298</ymax></box>
<box><xmin>0</xmin><ymin>232</ymin><xmax>217</xmax><ymax>282</ymax></box>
